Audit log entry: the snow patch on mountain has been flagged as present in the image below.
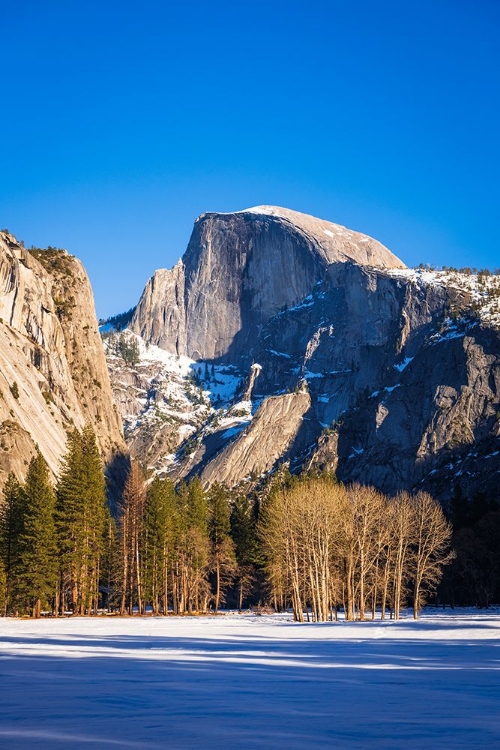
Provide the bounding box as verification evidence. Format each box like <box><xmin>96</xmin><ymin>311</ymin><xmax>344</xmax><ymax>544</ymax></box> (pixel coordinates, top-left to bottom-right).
<box><xmin>387</xmin><ymin>267</ymin><xmax>500</xmax><ymax>327</ymax></box>
<box><xmin>104</xmin><ymin>330</ymin><xmax>252</xmax><ymax>477</ymax></box>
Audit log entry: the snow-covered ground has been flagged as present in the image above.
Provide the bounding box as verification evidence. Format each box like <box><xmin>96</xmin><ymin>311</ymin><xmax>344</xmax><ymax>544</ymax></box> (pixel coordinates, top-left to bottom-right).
<box><xmin>1</xmin><ymin>610</ymin><xmax>499</xmax><ymax>748</ymax></box>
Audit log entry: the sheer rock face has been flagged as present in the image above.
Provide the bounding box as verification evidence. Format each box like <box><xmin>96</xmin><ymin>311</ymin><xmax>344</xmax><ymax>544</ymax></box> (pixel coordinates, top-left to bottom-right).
<box><xmin>132</xmin><ymin>260</ymin><xmax>186</xmax><ymax>354</ymax></box>
<box><xmin>334</xmin><ymin>326</ymin><xmax>500</xmax><ymax>499</ymax></box>
<box><xmin>112</xmin><ymin>207</ymin><xmax>500</xmax><ymax>499</ymax></box>
<box><xmin>131</xmin><ymin>207</ymin><xmax>405</xmax><ymax>361</ymax></box>
<box><xmin>0</xmin><ymin>232</ymin><xmax>125</xmax><ymax>488</ymax></box>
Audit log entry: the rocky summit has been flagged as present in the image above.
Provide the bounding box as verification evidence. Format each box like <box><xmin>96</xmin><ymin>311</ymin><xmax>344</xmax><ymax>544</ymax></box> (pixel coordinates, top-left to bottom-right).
<box><xmin>130</xmin><ymin>206</ymin><xmax>404</xmax><ymax>361</ymax></box>
<box><xmin>104</xmin><ymin>207</ymin><xmax>500</xmax><ymax>501</ymax></box>
<box><xmin>1</xmin><ymin>207</ymin><xmax>497</xmax><ymax>504</ymax></box>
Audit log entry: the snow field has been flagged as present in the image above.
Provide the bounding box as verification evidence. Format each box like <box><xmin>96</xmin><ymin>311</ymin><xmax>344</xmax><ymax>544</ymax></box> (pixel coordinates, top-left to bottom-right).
<box><xmin>0</xmin><ymin>610</ymin><xmax>499</xmax><ymax>748</ymax></box>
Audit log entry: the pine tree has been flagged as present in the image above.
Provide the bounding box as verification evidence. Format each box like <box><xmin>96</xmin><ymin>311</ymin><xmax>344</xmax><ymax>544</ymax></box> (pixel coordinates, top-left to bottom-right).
<box><xmin>0</xmin><ymin>558</ymin><xmax>6</xmax><ymax>616</ymax></box>
<box><xmin>81</xmin><ymin>425</ymin><xmax>109</xmax><ymax>614</ymax></box>
<box><xmin>16</xmin><ymin>450</ymin><xmax>58</xmax><ymax>617</ymax></box>
<box><xmin>57</xmin><ymin>429</ymin><xmax>84</xmax><ymax>614</ymax></box>
<box><xmin>57</xmin><ymin>427</ymin><xmax>109</xmax><ymax>614</ymax></box>
<box><xmin>450</xmin><ymin>485</ymin><xmax>470</xmax><ymax>529</ymax></box>
<box><xmin>143</xmin><ymin>476</ymin><xmax>176</xmax><ymax>614</ymax></box>
<box><xmin>187</xmin><ymin>478</ymin><xmax>210</xmax><ymax>612</ymax></box>
<box><xmin>172</xmin><ymin>479</ymin><xmax>210</xmax><ymax>613</ymax></box>
<box><xmin>187</xmin><ymin>477</ymin><xmax>208</xmax><ymax>533</ymax></box>
<box><xmin>0</xmin><ymin>473</ymin><xmax>23</xmax><ymax>614</ymax></box>
<box><xmin>208</xmin><ymin>483</ymin><xmax>235</xmax><ymax>612</ymax></box>
<box><xmin>230</xmin><ymin>494</ymin><xmax>259</xmax><ymax>611</ymax></box>
<box><xmin>102</xmin><ymin>513</ymin><xmax>119</xmax><ymax>613</ymax></box>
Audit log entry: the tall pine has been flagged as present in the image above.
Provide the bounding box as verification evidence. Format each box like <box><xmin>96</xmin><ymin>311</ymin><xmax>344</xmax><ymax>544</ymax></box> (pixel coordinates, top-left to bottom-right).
<box><xmin>57</xmin><ymin>429</ymin><xmax>84</xmax><ymax>613</ymax></box>
<box><xmin>81</xmin><ymin>425</ymin><xmax>109</xmax><ymax>614</ymax></box>
<box><xmin>0</xmin><ymin>473</ymin><xmax>23</xmax><ymax>614</ymax></box>
<box><xmin>143</xmin><ymin>476</ymin><xmax>176</xmax><ymax>614</ymax></box>
<box><xmin>118</xmin><ymin>461</ymin><xmax>146</xmax><ymax>614</ymax></box>
<box><xmin>173</xmin><ymin>479</ymin><xmax>210</xmax><ymax>613</ymax></box>
<box><xmin>208</xmin><ymin>483</ymin><xmax>235</xmax><ymax>612</ymax></box>
<box><xmin>57</xmin><ymin>426</ymin><xmax>109</xmax><ymax>614</ymax></box>
<box><xmin>16</xmin><ymin>450</ymin><xmax>58</xmax><ymax>617</ymax></box>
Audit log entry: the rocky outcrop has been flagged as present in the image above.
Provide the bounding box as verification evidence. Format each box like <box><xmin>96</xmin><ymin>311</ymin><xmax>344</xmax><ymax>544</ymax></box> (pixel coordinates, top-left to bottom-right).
<box><xmin>104</xmin><ymin>337</ymin><xmax>213</xmax><ymax>476</ymax></box>
<box><xmin>0</xmin><ymin>233</ymin><xmax>125</xmax><ymax>489</ymax></box>
<box><xmin>200</xmin><ymin>391</ymin><xmax>311</xmax><ymax>487</ymax></box>
<box><xmin>334</xmin><ymin>324</ymin><xmax>500</xmax><ymax>500</ymax></box>
<box><xmin>109</xmin><ymin>207</ymin><xmax>500</xmax><ymax>500</ymax></box>
<box><xmin>131</xmin><ymin>206</ymin><xmax>404</xmax><ymax>362</ymax></box>
<box><xmin>131</xmin><ymin>260</ymin><xmax>186</xmax><ymax>355</ymax></box>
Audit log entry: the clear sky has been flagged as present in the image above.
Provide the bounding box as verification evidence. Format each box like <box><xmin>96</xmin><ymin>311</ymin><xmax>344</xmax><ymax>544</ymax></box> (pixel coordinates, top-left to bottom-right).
<box><xmin>2</xmin><ymin>0</ymin><xmax>499</xmax><ymax>318</ymax></box>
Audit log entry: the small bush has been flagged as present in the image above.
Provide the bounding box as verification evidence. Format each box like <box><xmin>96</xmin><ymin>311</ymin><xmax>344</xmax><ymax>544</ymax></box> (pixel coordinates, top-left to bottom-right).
<box><xmin>42</xmin><ymin>390</ymin><xmax>53</xmax><ymax>405</ymax></box>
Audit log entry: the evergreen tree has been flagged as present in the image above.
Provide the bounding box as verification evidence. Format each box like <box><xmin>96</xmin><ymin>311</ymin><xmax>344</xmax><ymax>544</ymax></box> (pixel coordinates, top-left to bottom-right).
<box><xmin>118</xmin><ymin>461</ymin><xmax>146</xmax><ymax>615</ymax></box>
<box><xmin>102</xmin><ymin>514</ymin><xmax>119</xmax><ymax>613</ymax></box>
<box><xmin>469</xmin><ymin>491</ymin><xmax>498</xmax><ymax>526</ymax></box>
<box><xmin>0</xmin><ymin>557</ymin><xmax>6</xmax><ymax>616</ymax></box>
<box><xmin>450</xmin><ymin>485</ymin><xmax>470</xmax><ymax>529</ymax></box>
<box><xmin>16</xmin><ymin>450</ymin><xmax>58</xmax><ymax>617</ymax></box>
<box><xmin>81</xmin><ymin>425</ymin><xmax>109</xmax><ymax>613</ymax></box>
<box><xmin>0</xmin><ymin>473</ymin><xmax>23</xmax><ymax>614</ymax></box>
<box><xmin>172</xmin><ymin>479</ymin><xmax>210</xmax><ymax>613</ymax></box>
<box><xmin>208</xmin><ymin>483</ymin><xmax>235</xmax><ymax>612</ymax></box>
<box><xmin>143</xmin><ymin>476</ymin><xmax>176</xmax><ymax>614</ymax></box>
<box><xmin>56</xmin><ymin>426</ymin><xmax>109</xmax><ymax>614</ymax></box>
<box><xmin>230</xmin><ymin>494</ymin><xmax>259</xmax><ymax>610</ymax></box>
<box><xmin>187</xmin><ymin>477</ymin><xmax>208</xmax><ymax>533</ymax></box>
<box><xmin>117</xmin><ymin>334</ymin><xmax>139</xmax><ymax>365</ymax></box>
<box><xmin>57</xmin><ymin>429</ymin><xmax>84</xmax><ymax>613</ymax></box>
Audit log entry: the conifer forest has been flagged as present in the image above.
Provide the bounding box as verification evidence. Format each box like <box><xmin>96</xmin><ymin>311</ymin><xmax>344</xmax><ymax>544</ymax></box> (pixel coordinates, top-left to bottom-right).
<box><xmin>2</xmin><ymin>425</ymin><xmax>494</xmax><ymax>621</ymax></box>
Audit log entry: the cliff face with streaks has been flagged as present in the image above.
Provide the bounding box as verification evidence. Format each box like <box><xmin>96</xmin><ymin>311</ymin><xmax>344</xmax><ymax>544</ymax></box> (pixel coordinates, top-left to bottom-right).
<box><xmin>107</xmin><ymin>207</ymin><xmax>500</xmax><ymax>499</ymax></box>
<box><xmin>0</xmin><ymin>232</ymin><xmax>125</xmax><ymax>489</ymax></box>
<box><xmin>131</xmin><ymin>206</ymin><xmax>404</xmax><ymax>362</ymax></box>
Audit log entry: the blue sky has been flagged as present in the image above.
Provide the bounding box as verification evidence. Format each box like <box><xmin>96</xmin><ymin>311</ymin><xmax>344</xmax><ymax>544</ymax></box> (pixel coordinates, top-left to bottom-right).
<box><xmin>2</xmin><ymin>0</ymin><xmax>499</xmax><ymax>318</ymax></box>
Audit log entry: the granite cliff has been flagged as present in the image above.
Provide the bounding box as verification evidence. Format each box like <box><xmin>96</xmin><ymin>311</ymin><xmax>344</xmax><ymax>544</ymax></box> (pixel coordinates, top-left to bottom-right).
<box><xmin>106</xmin><ymin>207</ymin><xmax>500</xmax><ymax>501</ymax></box>
<box><xmin>131</xmin><ymin>206</ymin><xmax>403</xmax><ymax>362</ymax></box>
<box><xmin>0</xmin><ymin>232</ymin><xmax>125</xmax><ymax>489</ymax></box>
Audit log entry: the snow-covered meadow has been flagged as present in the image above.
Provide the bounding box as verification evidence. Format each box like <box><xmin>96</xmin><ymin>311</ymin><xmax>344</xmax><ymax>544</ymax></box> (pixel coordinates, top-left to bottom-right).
<box><xmin>1</xmin><ymin>611</ymin><xmax>499</xmax><ymax>748</ymax></box>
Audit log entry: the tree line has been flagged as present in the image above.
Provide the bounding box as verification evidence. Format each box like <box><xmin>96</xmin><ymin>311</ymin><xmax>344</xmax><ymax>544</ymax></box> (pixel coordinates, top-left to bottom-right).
<box><xmin>0</xmin><ymin>432</ymin><xmax>454</xmax><ymax>619</ymax></box>
<box><xmin>0</xmin><ymin>429</ymin><xmax>259</xmax><ymax>618</ymax></box>
<box><xmin>261</xmin><ymin>473</ymin><xmax>453</xmax><ymax>621</ymax></box>
<box><xmin>439</xmin><ymin>487</ymin><xmax>500</xmax><ymax>608</ymax></box>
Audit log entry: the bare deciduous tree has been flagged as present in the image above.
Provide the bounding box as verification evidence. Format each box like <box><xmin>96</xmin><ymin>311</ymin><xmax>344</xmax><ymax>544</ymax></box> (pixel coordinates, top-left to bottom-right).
<box><xmin>260</xmin><ymin>476</ymin><xmax>453</xmax><ymax>622</ymax></box>
<box><xmin>410</xmin><ymin>492</ymin><xmax>454</xmax><ymax>618</ymax></box>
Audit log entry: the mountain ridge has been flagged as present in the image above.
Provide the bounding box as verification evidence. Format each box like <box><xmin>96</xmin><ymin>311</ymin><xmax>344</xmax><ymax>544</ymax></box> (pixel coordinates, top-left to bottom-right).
<box><xmin>106</xmin><ymin>207</ymin><xmax>500</xmax><ymax>501</ymax></box>
<box><xmin>130</xmin><ymin>206</ymin><xmax>405</xmax><ymax>362</ymax></box>
<box><xmin>2</xmin><ymin>205</ymin><xmax>498</xmax><ymax>505</ymax></box>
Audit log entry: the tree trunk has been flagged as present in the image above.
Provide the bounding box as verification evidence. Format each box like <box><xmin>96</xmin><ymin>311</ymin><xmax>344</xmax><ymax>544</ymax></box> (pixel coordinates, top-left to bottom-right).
<box><xmin>215</xmin><ymin>559</ymin><xmax>220</xmax><ymax>613</ymax></box>
<box><xmin>33</xmin><ymin>598</ymin><xmax>41</xmax><ymax>619</ymax></box>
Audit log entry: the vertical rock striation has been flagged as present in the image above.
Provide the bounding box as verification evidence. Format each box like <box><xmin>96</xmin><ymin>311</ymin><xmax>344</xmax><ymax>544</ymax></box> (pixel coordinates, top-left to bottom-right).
<box><xmin>109</xmin><ymin>206</ymin><xmax>500</xmax><ymax>500</ymax></box>
<box><xmin>131</xmin><ymin>207</ymin><xmax>405</xmax><ymax>362</ymax></box>
<box><xmin>0</xmin><ymin>232</ymin><xmax>125</xmax><ymax>489</ymax></box>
